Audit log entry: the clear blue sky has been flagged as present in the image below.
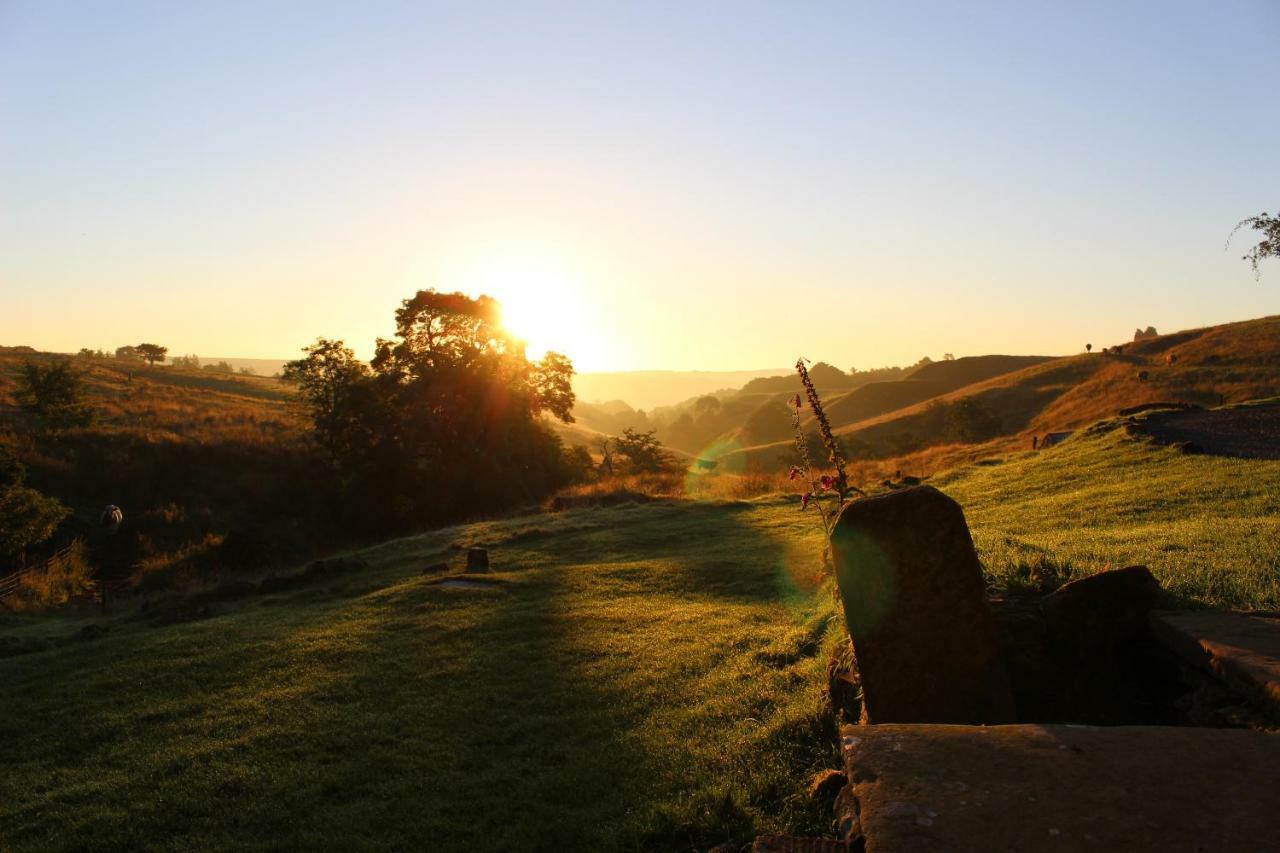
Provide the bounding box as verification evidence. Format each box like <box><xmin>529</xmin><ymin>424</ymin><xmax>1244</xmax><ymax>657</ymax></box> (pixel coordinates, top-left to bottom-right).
<box><xmin>2</xmin><ymin>1</ymin><xmax>1277</xmax><ymax>370</ymax></box>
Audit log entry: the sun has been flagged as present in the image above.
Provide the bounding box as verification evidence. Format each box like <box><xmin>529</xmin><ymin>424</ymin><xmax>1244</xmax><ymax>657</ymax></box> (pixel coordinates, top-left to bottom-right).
<box><xmin>457</xmin><ymin>255</ymin><xmax>613</xmax><ymax>371</ymax></box>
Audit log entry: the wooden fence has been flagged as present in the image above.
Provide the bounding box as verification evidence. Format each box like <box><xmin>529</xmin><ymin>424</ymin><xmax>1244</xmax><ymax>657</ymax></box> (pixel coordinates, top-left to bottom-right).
<box><xmin>0</xmin><ymin>537</ymin><xmax>112</xmax><ymax>604</ymax></box>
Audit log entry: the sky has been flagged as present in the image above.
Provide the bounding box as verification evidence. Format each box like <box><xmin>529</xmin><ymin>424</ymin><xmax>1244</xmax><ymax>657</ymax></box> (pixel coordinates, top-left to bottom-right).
<box><xmin>1</xmin><ymin>1</ymin><xmax>1277</xmax><ymax>372</ymax></box>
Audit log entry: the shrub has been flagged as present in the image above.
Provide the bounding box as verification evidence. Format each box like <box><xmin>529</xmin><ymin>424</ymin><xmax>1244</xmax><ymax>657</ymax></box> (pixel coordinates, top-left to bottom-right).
<box><xmin>16</xmin><ymin>359</ymin><xmax>94</xmax><ymax>429</ymax></box>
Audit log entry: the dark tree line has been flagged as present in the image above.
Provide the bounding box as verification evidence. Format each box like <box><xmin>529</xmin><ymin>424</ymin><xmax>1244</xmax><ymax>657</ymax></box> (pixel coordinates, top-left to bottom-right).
<box><xmin>284</xmin><ymin>290</ymin><xmax>579</xmax><ymax>535</ymax></box>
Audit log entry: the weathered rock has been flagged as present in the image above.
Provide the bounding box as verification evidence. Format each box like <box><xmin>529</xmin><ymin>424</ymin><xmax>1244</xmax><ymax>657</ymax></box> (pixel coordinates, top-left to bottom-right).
<box><xmin>996</xmin><ymin>567</ymin><xmax>1183</xmax><ymax>724</ymax></box>
<box><xmin>466</xmin><ymin>548</ymin><xmax>490</xmax><ymax>572</ymax></box>
<box><xmin>837</xmin><ymin>723</ymin><xmax>1280</xmax><ymax>852</ymax></box>
<box><xmin>1041</xmin><ymin>565</ymin><xmax>1163</xmax><ymax>656</ymax></box>
<box><xmin>807</xmin><ymin>769</ymin><xmax>848</xmax><ymax>801</ymax></box>
<box><xmin>1151</xmin><ymin>610</ymin><xmax>1280</xmax><ymax>720</ymax></box>
<box><xmin>830</xmin><ymin>486</ymin><xmax>1014</xmax><ymax>724</ymax></box>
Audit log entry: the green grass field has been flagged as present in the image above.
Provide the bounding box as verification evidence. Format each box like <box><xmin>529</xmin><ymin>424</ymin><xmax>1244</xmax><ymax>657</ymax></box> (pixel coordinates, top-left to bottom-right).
<box><xmin>941</xmin><ymin>411</ymin><xmax>1280</xmax><ymax>611</ymax></box>
<box><xmin>3</xmin><ymin>414</ymin><xmax>1278</xmax><ymax>850</ymax></box>
<box><xmin>1</xmin><ymin>502</ymin><xmax>841</xmax><ymax>851</ymax></box>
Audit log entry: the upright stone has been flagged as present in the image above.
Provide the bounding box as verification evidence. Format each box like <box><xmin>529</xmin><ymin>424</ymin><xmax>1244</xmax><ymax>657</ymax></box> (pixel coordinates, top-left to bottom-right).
<box><xmin>830</xmin><ymin>485</ymin><xmax>1015</xmax><ymax>724</ymax></box>
<box><xmin>466</xmin><ymin>548</ymin><xmax>490</xmax><ymax>573</ymax></box>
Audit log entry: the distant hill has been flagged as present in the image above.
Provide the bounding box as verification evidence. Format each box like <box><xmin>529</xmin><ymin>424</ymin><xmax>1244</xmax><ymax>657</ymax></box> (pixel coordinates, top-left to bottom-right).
<box><xmin>565</xmin><ymin>354</ymin><xmax>1057</xmax><ymax>459</ymax></box>
<box><xmin>197</xmin><ymin>357</ymin><xmax>289</xmax><ymax>377</ymax></box>
<box><xmin>905</xmin><ymin>354</ymin><xmax>1053</xmax><ymax>388</ymax></box>
<box><xmin>572</xmin><ymin>369</ymin><xmax>789</xmax><ymax>411</ymax></box>
<box><xmin>726</xmin><ymin>315</ymin><xmax>1280</xmax><ymax>478</ymax></box>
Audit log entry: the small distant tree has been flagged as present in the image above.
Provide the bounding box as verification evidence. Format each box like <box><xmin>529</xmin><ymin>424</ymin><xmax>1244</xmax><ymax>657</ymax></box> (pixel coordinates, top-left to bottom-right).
<box><xmin>202</xmin><ymin>361</ymin><xmax>233</xmax><ymax>374</ymax></box>
<box><xmin>282</xmin><ymin>339</ymin><xmax>371</xmax><ymax>462</ymax></box>
<box><xmin>1230</xmin><ymin>211</ymin><xmax>1278</xmax><ymax>279</ymax></box>
<box><xmin>562</xmin><ymin>445</ymin><xmax>595</xmax><ymax>483</ymax></box>
<box><xmin>592</xmin><ymin>435</ymin><xmax>617</xmax><ymax>476</ymax></box>
<box><xmin>943</xmin><ymin>398</ymin><xmax>1001</xmax><ymax>443</ymax></box>
<box><xmin>238</xmin><ymin>366</ymin><xmax>256</xmax><ymax>376</ymax></box>
<box><xmin>170</xmin><ymin>354</ymin><xmax>201</xmax><ymax>369</ymax></box>
<box><xmin>136</xmin><ymin>343</ymin><xmax>168</xmax><ymax>366</ymax></box>
<box><xmin>888</xmin><ymin>431</ymin><xmax>922</xmax><ymax>455</ymax></box>
<box><xmin>114</xmin><ymin>345</ymin><xmax>142</xmax><ymax>362</ymax></box>
<box><xmin>1085</xmin><ymin>343</ymin><xmax>1092</xmax><ymax>353</ymax></box>
<box><xmin>943</xmin><ymin>353</ymin><xmax>956</xmax><ymax>361</ymax></box>
<box><xmin>15</xmin><ymin>360</ymin><xmax>93</xmax><ymax>429</ymax></box>
<box><xmin>693</xmin><ymin>395</ymin><xmax>722</xmax><ymax>419</ymax></box>
<box><xmin>614</xmin><ymin>428</ymin><xmax>671</xmax><ymax>473</ymax></box>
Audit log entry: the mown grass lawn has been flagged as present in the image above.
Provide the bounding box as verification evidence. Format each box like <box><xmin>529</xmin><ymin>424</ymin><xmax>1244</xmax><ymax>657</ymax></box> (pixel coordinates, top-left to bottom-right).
<box><xmin>939</xmin><ymin>414</ymin><xmax>1280</xmax><ymax>610</ymax></box>
<box><xmin>1</xmin><ymin>501</ymin><xmax>842</xmax><ymax>852</ymax></box>
<box><xmin>3</xmin><ymin>416</ymin><xmax>1278</xmax><ymax>851</ymax></box>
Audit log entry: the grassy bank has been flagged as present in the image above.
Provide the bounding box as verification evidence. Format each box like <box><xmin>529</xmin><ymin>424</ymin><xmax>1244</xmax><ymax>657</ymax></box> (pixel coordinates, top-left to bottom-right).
<box><xmin>0</xmin><ymin>501</ymin><xmax>841</xmax><ymax>851</ymax></box>
<box><xmin>939</xmin><ymin>413</ymin><xmax>1280</xmax><ymax>610</ymax></box>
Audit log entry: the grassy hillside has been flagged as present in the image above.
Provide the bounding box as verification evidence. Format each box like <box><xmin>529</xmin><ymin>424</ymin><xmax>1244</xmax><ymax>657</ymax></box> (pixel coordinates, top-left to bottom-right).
<box><xmin>904</xmin><ymin>354</ymin><xmax>1053</xmax><ymax>388</ymax></box>
<box><xmin>0</xmin><ymin>352</ymin><xmax>328</xmax><ymax>586</ymax></box>
<box><xmin>734</xmin><ymin>315</ymin><xmax>1280</xmax><ymax>476</ymax></box>
<box><xmin>943</xmin><ymin>408</ymin><xmax>1280</xmax><ymax>610</ymax></box>
<box><xmin>3</xmin><ymin>411</ymin><xmax>1278</xmax><ymax>849</ymax></box>
<box><xmin>816</xmin><ymin>356</ymin><xmax>1053</xmax><ymax>432</ymax></box>
<box><xmin>1</xmin><ymin>502</ymin><xmax>840</xmax><ymax>851</ymax></box>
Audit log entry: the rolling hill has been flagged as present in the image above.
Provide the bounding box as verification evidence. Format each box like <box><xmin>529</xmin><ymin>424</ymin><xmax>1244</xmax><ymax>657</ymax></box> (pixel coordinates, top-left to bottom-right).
<box><xmin>724</xmin><ymin>315</ymin><xmax>1280</xmax><ymax>477</ymax></box>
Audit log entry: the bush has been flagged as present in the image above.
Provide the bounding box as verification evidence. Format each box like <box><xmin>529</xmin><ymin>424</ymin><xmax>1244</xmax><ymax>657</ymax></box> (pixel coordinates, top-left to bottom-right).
<box><xmin>16</xmin><ymin>359</ymin><xmax>94</xmax><ymax>429</ymax></box>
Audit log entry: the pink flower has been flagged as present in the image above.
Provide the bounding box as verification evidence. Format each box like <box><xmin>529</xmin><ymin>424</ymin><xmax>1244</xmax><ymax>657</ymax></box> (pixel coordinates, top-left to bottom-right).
<box><xmin>819</xmin><ymin>474</ymin><xmax>834</xmax><ymax>490</ymax></box>
<box><xmin>801</xmin><ymin>492</ymin><xmax>812</xmax><ymax>510</ymax></box>
<box><xmin>788</xmin><ymin>466</ymin><xmax>802</xmax><ymax>481</ymax></box>
<box><xmin>792</xmin><ymin>394</ymin><xmax>802</xmax><ymax>409</ymax></box>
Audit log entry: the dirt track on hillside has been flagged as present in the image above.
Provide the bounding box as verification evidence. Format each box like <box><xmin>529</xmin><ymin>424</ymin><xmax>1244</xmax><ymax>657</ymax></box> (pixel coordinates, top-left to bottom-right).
<box><xmin>1141</xmin><ymin>404</ymin><xmax>1280</xmax><ymax>459</ymax></box>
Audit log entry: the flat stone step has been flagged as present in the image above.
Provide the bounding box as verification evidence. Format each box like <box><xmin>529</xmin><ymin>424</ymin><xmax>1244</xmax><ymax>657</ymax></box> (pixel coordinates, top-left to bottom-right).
<box><xmin>839</xmin><ymin>723</ymin><xmax>1280</xmax><ymax>852</ymax></box>
<box><xmin>1151</xmin><ymin>610</ymin><xmax>1280</xmax><ymax>718</ymax></box>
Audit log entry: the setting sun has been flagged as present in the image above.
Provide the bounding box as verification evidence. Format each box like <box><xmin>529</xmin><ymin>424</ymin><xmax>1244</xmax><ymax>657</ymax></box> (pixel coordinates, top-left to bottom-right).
<box><xmin>456</xmin><ymin>254</ymin><xmax>615</xmax><ymax>371</ymax></box>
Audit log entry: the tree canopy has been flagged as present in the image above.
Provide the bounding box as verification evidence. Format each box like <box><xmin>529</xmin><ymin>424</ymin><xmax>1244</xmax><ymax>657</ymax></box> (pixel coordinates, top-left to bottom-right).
<box><xmin>0</xmin><ymin>447</ymin><xmax>67</xmax><ymax>558</ymax></box>
<box><xmin>136</xmin><ymin>343</ymin><xmax>168</xmax><ymax>365</ymax></box>
<box><xmin>285</xmin><ymin>289</ymin><xmax>578</xmax><ymax>533</ymax></box>
<box><xmin>1233</xmin><ymin>211</ymin><xmax>1278</xmax><ymax>278</ymax></box>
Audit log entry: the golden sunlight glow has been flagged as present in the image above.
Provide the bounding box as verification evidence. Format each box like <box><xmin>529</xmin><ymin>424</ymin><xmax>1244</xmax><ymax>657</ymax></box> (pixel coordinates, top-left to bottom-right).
<box><xmin>457</xmin><ymin>254</ymin><xmax>614</xmax><ymax>371</ymax></box>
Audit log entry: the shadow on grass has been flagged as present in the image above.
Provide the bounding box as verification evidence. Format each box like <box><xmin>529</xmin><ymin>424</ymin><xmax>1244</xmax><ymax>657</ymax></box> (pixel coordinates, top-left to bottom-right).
<box><xmin>0</xmin><ymin>502</ymin><xmax>825</xmax><ymax>851</ymax></box>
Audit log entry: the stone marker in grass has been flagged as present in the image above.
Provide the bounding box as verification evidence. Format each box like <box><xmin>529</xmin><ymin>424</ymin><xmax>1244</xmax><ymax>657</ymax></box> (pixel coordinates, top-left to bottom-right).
<box><xmin>830</xmin><ymin>485</ymin><xmax>1015</xmax><ymax>724</ymax></box>
<box><xmin>466</xmin><ymin>548</ymin><xmax>490</xmax><ymax>572</ymax></box>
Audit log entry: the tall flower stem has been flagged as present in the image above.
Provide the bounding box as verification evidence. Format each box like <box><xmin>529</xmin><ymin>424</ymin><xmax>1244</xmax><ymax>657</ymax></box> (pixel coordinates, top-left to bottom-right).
<box><xmin>790</xmin><ymin>358</ymin><xmax>865</xmax><ymax>575</ymax></box>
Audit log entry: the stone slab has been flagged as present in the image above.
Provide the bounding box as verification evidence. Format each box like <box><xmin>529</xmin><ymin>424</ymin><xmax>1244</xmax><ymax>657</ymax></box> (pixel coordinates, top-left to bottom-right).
<box><xmin>839</xmin><ymin>723</ymin><xmax>1280</xmax><ymax>852</ymax></box>
<box><xmin>1151</xmin><ymin>610</ymin><xmax>1280</xmax><ymax>718</ymax></box>
<box><xmin>830</xmin><ymin>486</ymin><xmax>1014</xmax><ymax>724</ymax></box>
